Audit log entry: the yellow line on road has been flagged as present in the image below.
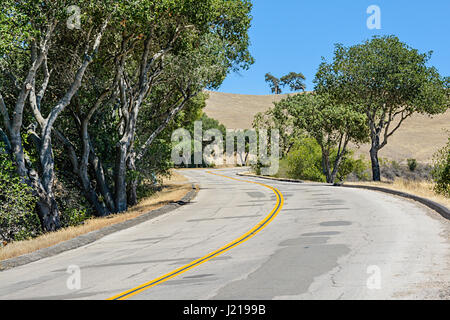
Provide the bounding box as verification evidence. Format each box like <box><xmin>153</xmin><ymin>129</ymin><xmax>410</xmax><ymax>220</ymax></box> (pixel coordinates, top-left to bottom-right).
<box><xmin>107</xmin><ymin>170</ymin><xmax>284</xmax><ymax>300</ymax></box>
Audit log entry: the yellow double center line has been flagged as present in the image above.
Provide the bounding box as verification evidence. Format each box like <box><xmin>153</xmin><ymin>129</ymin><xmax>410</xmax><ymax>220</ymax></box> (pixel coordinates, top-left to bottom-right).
<box><xmin>107</xmin><ymin>170</ymin><xmax>284</xmax><ymax>300</ymax></box>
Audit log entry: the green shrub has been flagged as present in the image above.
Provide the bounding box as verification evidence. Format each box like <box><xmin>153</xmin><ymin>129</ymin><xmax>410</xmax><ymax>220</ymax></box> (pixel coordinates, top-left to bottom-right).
<box><xmin>251</xmin><ymin>161</ymin><xmax>263</xmax><ymax>176</ymax></box>
<box><xmin>60</xmin><ymin>207</ymin><xmax>89</xmax><ymax>228</ymax></box>
<box><xmin>335</xmin><ymin>152</ymin><xmax>369</xmax><ymax>182</ymax></box>
<box><xmin>407</xmin><ymin>158</ymin><xmax>418</xmax><ymax>171</ymax></box>
<box><xmin>0</xmin><ymin>146</ymin><xmax>41</xmax><ymax>242</ymax></box>
<box><xmin>286</xmin><ymin>137</ymin><xmax>326</xmax><ymax>182</ymax></box>
<box><xmin>432</xmin><ymin>138</ymin><xmax>450</xmax><ymax>197</ymax></box>
<box><xmin>352</xmin><ymin>155</ymin><xmax>370</xmax><ymax>181</ymax></box>
<box><xmin>284</xmin><ymin>138</ymin><xmax>370</xmax><ymax>183</ymax></box>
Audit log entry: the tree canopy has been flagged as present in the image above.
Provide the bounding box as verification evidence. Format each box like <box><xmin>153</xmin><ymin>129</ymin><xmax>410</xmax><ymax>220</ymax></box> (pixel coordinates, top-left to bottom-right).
<box><xmin>0</xmin><ymin>0</ymin><xmax>254</xmax><ymax>233</ymax></box>
<box><xmin>315</xmin><ymin>35</ymin><xmax>449</xmax><ymax>181</ymax></box>
<box><xmin>276</xmin><ymin>93</ymin><xmax>368</xmax><ymax>183</ymax></box>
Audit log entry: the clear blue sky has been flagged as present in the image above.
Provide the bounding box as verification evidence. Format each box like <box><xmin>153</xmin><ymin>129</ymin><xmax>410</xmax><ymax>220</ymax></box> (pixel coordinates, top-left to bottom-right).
<box><xmin>216</xmin><ymin>0</ymin><xmax>450</xmax><ymax>95</ymax></box>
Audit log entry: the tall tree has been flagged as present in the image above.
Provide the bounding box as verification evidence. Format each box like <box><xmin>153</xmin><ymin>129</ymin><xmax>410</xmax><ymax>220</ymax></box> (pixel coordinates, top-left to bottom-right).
<box><xmin>265</xmin><ymin>73</ymin><xmax>282</xmax><ymax>94</ymax></box>
<box><xmin>253</xmin><ymin>100</ymin><xmax>302</xmax><ymax>158</ymax></box>
<box><xmin>315</xmin><ymin>35</ymin><xmax>450</xmax><ymax>181</ymax></box>
<box><xmin>0</xmin><ymin>0</ymin><xmax>114</xmax><ymax>230</ymax></box>
<box><xmin>279</xmin><ymin>93</ymin><xmax>368</xmax><ymax>184</ymax></box>
<box><xmin>280</xmin><ymin>72</ymin><xmax>306</xmax><ymax>92</ymax></box>
<box><xmin>0</xmin><ymin>0</ymin><xmax>254</xmax><ymax>229</ymax></box>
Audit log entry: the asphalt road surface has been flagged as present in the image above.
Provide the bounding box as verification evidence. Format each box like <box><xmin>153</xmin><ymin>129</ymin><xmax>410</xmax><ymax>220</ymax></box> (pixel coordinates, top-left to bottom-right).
<box><xmin>0</xmin><ymin>168</ymin><xmax>449</xmax><ymax>300</ymax></box>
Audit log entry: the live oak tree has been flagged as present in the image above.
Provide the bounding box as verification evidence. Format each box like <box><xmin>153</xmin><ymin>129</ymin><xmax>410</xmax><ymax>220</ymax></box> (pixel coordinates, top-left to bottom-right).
<box><xmin>265</xmin><ymin>72</ymin><xmax>306</xmax><ymax>94</ymax></box>
<box><xmin>280</xmin><ymin>72</ymin><xmax>306</xmax><ymax>92</ymax></box>
<box><xmin>0</xmin><ymin>0</ymin><xmax>114</xmax><ymax>230</ymax></box>
<box><xmin>265</xmin><ymin>73</ymin><xmax>282</xmax><ymax>94</ymax></box>
<box><xmin>0</xmin><ymin>0</ymin><xmax>254</xmax><ymax>231</ymax></box>
<box><xmin>315</xmin><ymin>35</ymin><xmax>450</xmax><ymax>181</ymax></box>
<box><xmin>253</xmin><ymin>99</ymin><xmax>303</xmax><ymax>158</ymax></box>
<box><xmin>89</xmin><ymin>0</ymin><xmax>253</xmax><ymax>212</ymax></box>
<box><xmin>278</xmin><ymin>93</ymin><xmax>368</xmax><ymax>184</ymax></box>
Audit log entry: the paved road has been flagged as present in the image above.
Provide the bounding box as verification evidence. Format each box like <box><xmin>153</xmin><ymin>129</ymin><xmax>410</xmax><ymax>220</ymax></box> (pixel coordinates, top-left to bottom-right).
<box><xmin>0</xmin><ymin>168</ymin><xmax>449</xmax><ymax>300</ymax></box>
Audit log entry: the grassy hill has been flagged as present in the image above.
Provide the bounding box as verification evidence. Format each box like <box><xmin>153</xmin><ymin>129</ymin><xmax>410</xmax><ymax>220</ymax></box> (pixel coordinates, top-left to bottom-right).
<box><xmin>204</xmin><ymin>90</ymin><xmax>450</xmax><ymax>163</ymax></box>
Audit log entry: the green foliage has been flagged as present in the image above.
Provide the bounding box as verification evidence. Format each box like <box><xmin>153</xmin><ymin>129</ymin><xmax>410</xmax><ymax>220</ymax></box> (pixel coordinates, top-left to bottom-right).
<box><xmin>334</xmin><ymin>152</ymin><xmax>369</xmax><ymax>182</ymax></box>
<box><xmin>315</xmin><ymin>35</ymin><xmax>450</xmax><ymax>181</ymax></box>
<box><xmin>277</xmin><ymin>92</ymin><xmax>368</xmax><ymax>183</ymax></box>
<box><xmin>432</xmin><ymin>137</ymin><xmax>450</xmax><ymax>197</ymax></box>
<box><xmin>265</xmin><ymin>71</ymin><xmax>306</xmax><ymax>94</ymax></box>
<box><xmin>60</xmin><ymin>208</ymin><xmax>88</xmax><ymax>228</ymax></box>
<box><xmin>315</xmin><ymin>35</ymin><xmax>449</xmax><ymax>116</ymax></box>
<box><xmin>407</xmin><ymin>158</ymin><xmax>418</xmax><ymax>172</ymax></box>
<box><xmin>282</xmin><ymin>93</ymin><xmax>369</xmax><ymax>147</ymax></box>
<box><xmin>1</xmin><ymin>0</ymin><xmax>255</xmax><ymax>227</ymax></box>
<box><xmin>283</xmin><ymin>137</ymin><xmax>368</xmax><ymax>183</ymax></box>
<box><xmin>280</xmin><ymin>72</ymin><xmax>306</xmax><ymax>92</ymax></box>
<box><xmin>265</xmin><ymin>73</ymin><xmax>282</xmax><ymax>94</ymax></box>
<box><xmin>350</xmin><ymin>155</ymin><xmax>371</xmax><ymax>181</ymax></box>
<box><xmin>251</xmin><ymin>161</ymin><xmax>263</xmax><ymax>176</ymax></box>
<box><xmin>183</xmin><ymin>111</ymin><xmax>228</xmax><ymax>168</ymax></box>
<box><xmin>197</xmin><ymin>113</ymin><xmax>227</xmax><ymax>138</ymax></box>
<box><xmin>0</xmin><ymin>146</ymin><xmax>40</xmax><ymax>242</ymax></box>
<box><xmin>253</xmin><ymin>99</ymin><xmax>304</xmax><ymax>158</ymax></box>
<box><xmin>286</xmin><ymin>137</ymin><xmax>326</xmax><ymax>182</ymax></box>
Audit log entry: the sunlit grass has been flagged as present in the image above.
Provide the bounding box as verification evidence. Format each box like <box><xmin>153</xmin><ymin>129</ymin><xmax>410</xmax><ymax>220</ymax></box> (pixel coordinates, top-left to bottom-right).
<box><xmin>350</xmin><ymin>178</ymin><xmax>450</xmax><ymax>209</ymax></box>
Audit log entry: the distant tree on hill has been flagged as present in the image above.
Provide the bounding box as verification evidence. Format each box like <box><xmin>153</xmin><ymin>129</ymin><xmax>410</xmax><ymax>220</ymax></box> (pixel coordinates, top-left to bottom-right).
<box><xmin>265</xmin><ymin>72</ymin><xmax>306</xmax><ymax>94</ymax></box>
<box><xmin>265</xmin><ymin>73</ymin><xmax>282</xmax><ymax>94</ymax></box>
<box><xmin>281</xmin><ymin>72</ymin><xmax>306</xmax><ymax>92</ymax></box>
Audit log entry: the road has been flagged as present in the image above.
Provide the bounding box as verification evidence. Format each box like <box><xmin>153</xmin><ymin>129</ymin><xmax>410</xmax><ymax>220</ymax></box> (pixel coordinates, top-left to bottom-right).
<box><xmin>0</xmin><ymin>168</ymin><xmax>449</xmax><ymax>300</ymax></box>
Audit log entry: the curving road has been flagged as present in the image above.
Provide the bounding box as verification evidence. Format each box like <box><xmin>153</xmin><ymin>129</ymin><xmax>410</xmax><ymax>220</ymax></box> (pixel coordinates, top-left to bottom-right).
<box><xmin>0</xmin><ymin>168</ymin><xmax>449</xmax><ymax>300</ymax></box>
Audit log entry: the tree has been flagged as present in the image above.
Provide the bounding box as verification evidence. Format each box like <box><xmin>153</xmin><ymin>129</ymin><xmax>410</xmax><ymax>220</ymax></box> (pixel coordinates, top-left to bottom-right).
<box><xmin>315</xmin><ymin>35</ymin><xmax>450</xmax><ymax>181</ymax></box>
<box><xmin>253</xmin><ymin>99</ymin><xmax>302</xmax><ymax>158</ymax></box>
<box><xmin>265</xmin><ymin>71</ymin><xmax>306</xmax><ymax>94</ymax></box>
<box><xmin>265</xmin><ymin>73</ymin><xmax>282</xmax><ymax>94</ymax></box>
<box><xmin>0</xmin><ymin>143</ymin><xmax>41</xmax><ymax>242</ymax></box>
<box><xmin>432</xmin><ymin>136</ymin><xmax>450</xmax><ymax>197</ymax></box>
<box><xmin>280</xmin><ymin>72</ymin><xmax>306</xmax><ymax>92</ymax></box>
<box><xmin>0</xmin><ymin>0</ymin><xmax>254</xmax><ymax>231</ymax></box>
<box><xmin>0</xmin><ymin>0</ymin><xmax>114</xmax><ymax>230</ymax></box>
<box><xmin>279</xmin><ymin>93</ymin><xmax>368</xmax><ymax>184</ymax></box>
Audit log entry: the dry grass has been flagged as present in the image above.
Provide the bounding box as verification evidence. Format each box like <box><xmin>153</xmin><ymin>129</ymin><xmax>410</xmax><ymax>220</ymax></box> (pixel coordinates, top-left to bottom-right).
<box><xmin>204</xmin><ymin>90</ymin><xmax>293</xmax><ymax>129</ymax></box>
<box><xmin>204</xmin><ymin>90</ymin><xmax>450</xmax><ymax>163</ymax></box>
<box><xmin>350</xmin><ymin>178</ymin><xmax>450</xmax><ymax>209</ymax></box>
<box><xmin>0</xmin><ymin>170</ymin><xmax>193</xmax><ymax>262</ymax></box>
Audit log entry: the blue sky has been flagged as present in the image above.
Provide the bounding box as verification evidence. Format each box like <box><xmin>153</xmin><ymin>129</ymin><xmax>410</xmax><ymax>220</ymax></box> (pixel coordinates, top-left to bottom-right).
<box><xmin>216</xmin><ymin>0</ymin><xmax>450</xmax><ymax>95</ymax></box>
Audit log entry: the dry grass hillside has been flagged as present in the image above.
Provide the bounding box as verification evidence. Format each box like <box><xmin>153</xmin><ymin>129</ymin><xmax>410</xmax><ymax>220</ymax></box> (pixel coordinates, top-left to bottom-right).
<box><xmin>204</xmin><ymin>91</ymin><xmax>292</xmax><ymax>129</ymax></box>
<box><xmin>204</xmin><ymin>90</ymin><xmax>450</xmax><ymax>163</ymax></box>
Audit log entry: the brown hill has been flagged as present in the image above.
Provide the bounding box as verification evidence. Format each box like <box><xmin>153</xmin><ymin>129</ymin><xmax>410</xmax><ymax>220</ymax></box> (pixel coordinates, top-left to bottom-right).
<box><xmin>204</xmin><ymin>90</ymin><xmax>450</xmax><ymax>163</ymax></box>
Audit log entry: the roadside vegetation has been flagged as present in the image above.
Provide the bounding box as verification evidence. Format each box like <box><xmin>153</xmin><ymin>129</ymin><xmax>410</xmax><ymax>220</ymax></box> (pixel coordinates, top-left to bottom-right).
<box><xmin>0</xmin><ymin>171</ymin><xmax>193</xmax><ymax>261</ymax></box>
<box><xmin>253</xmin><ymin>36</ymin><xmax>450</xmax><ymax>205</ymax></box>
<box><xmin>1</xmin><ymin>2</ymin><xmax>449</xmax><ymax>256</ymax></box>
<box><xmin>0</xmin><ymin>0</ymin><xmax>253</xmax><ymax>245</ymax></box>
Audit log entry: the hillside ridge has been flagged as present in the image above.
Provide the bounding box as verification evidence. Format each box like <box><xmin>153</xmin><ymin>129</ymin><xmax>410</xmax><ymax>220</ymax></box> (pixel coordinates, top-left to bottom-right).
<box><xmin>204</xmin><ymin>90</ymin><xmax>450</xmax><ymax>163</ymax></box>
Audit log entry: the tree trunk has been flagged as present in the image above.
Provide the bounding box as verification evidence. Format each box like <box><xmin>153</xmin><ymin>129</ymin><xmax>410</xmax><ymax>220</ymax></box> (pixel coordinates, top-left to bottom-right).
<box><xmin>38</xmin><ymin>135</ymin><xmax>62</xmax><ymax>230</ymax></box>
<box><xmin>10</xmin><ymin>130</ymin><xmax>61</xmax><ymax>232</ymax></box>
<box><xmin>35</xmin><ymin>196</ymin><xmax>60</xmax><ymax>232</ymax></box>
<box><xmin>79</xmin><ymin>171</ymin><xmax>108</xmax><ymax>217</ymax></box>
<box><xmin>370</xmin><ymin>145</ymin><xmax>381</xmax><ymax>182</ymax></box>
<box><xmin>114</xmin><ymin>141</ymin><xmax>128</xmax><ymax>212</ymax></box>
<box><xmin>89</xmin><ymin>149</ymin><xmax>116</xmax><ymax>213</ymax></box>
<box><xmin>369</xmin><ymin>128</ymin><xmax>382</xmax><ymax>182</ymax></box>
<box><xmin>127</xmin><ymin>149</ymin><xmax>138</xmax><ymax>207</ymax></box>
<box><xmin>330</xmin><ymin>154</ymin><xmax>343</xmax><ymax>185</ymax></box>
<box><xmin>28</xmin><ymin>168</ymin><xmax>60</xmax><ymax>232</ymax></box>
<box><xmin>321</xmin><ymin>150</ymin><xmax>332</xmax><ymax>183</ymax></box>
